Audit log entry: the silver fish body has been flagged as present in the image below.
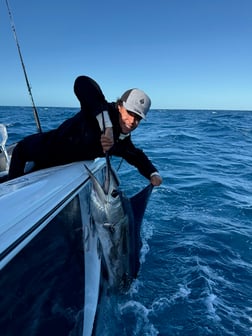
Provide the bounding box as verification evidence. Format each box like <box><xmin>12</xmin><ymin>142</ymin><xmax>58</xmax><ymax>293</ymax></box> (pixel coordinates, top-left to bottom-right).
<box><xmin>85</xmin><ymin>161</ymin><xmax>153</xmax><ymax>291</ymax></box>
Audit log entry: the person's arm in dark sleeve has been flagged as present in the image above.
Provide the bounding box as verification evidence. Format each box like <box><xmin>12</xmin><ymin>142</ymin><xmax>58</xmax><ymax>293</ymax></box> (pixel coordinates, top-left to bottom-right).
<box><xmin>112</xmin><ymin>137</ymin><xmax>162</xmax><ymax>184</ymax></box>
<box><xmin>123</xmin><ymin>147</ymin><xmax>157</xmax><ymax>179</ymax></box>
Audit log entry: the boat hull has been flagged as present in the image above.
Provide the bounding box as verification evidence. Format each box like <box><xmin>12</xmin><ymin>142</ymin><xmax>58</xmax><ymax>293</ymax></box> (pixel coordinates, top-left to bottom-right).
<box><xmin>0</xmin><ymin>159</ymin><xmax>106</xmax><ymax>335</ymax></box>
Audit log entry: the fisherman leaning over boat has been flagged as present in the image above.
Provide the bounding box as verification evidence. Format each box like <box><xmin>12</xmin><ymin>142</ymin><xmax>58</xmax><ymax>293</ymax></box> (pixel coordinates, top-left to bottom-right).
<box><xmin>8</xmin><ymin>75</ymin><xmax>162</xmax><ymax>186</ymax></box>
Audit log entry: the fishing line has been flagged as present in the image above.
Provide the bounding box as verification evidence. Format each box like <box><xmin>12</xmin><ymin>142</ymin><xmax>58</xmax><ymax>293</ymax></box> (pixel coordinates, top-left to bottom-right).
<box><xmin>5</xmin><ymin>0</ymin><xmax>42</xmax><ymax>133</ymax></box>
<box><xmin>116</xmin><ymin>158</ymin><xmax>123</xmax><ymax>171</ymax></box>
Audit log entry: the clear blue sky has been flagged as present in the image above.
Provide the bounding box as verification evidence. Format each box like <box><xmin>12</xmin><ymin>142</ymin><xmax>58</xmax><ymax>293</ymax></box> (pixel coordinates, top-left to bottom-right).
<box><xmin>1</xmin><ymin>0</ymin><xmax>252</xmax><ymax>110</ymax></box>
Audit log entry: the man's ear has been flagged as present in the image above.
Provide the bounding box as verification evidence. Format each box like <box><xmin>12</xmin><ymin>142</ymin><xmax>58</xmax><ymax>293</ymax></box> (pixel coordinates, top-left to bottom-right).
<box><xmin>118</xmin><ymin>105</ymin><xmax>123</xmax><ymax>114</ymax></box>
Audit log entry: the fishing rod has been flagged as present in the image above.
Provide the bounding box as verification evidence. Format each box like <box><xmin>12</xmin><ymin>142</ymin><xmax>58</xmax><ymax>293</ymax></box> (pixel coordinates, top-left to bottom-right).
<box><xmin>5</xmin><ymin>0</ymin><xmax>42</xmax><ymax>133</ymax></box>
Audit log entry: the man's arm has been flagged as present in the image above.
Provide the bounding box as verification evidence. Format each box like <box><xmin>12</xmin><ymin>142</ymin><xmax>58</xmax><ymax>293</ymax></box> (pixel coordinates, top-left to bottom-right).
<box><xmin>113</xmin><ymin>137</ymin><xmax>162</xmax><ymax>185</ymax></box>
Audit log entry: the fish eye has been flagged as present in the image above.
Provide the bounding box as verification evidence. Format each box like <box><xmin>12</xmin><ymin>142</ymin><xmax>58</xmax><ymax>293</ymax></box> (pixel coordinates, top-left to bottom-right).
<box><xmin>111</xmin><ymin>189</ymin><xmax>119</xmax><ymax>198</ymax></box>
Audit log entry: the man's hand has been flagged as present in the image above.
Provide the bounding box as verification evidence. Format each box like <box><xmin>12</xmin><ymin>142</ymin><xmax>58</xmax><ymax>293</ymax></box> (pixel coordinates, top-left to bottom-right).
<box><xmin>101</xmin><ymin>127</ymin><xmax>114</xmax><ymax>153</ymax></box>
<box><xmin>150</xmin><ymin>174</ymin><xmax>163</xmax><ymax>186</ymax></box>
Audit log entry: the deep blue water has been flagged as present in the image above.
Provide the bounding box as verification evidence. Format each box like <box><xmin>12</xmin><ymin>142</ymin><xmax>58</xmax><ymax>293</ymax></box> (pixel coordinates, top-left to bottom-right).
<box><xmin>1</xmin><ymin>106</ymin><xmax>252</xmax><ymax>335</ymax></box>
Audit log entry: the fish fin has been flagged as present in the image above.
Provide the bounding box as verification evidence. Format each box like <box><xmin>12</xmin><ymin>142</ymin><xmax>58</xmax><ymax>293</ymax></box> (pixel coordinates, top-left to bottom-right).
<box><xmin>129</xmin><ymin>184</ymin><xmax>153</xmax><ymax>277</ymax></box>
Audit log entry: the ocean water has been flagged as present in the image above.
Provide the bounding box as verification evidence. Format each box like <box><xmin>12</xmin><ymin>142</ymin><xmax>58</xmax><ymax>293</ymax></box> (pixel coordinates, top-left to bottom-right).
<box><xmin>1</xmin><ymin>106</ymin><xmax>252</xmax><ymax>335</ymax></box>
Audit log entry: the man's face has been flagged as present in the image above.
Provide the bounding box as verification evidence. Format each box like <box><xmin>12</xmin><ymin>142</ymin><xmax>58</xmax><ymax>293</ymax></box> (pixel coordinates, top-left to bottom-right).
<box><xmin>118</xmin><ymin>105</ymin><xmax>141</xmax><ymax>134</ymax></box>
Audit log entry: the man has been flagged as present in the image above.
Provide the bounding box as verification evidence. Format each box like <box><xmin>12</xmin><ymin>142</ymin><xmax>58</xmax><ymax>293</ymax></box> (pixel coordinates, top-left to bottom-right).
<box><xmin>8</xmin><ymin>76</ymin><xmax>162</xmax><ymax>186</ymax></box>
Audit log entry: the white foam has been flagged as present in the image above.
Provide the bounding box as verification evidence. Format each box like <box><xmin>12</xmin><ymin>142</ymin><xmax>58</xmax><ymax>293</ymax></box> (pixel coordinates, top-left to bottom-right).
<box><xmin>140</xmin><ymin>219</ymin><xmax>154</xmax><ymax>263</ymax></box>
<box><xmin>128</xmin><ymin>278</ymin><xmax>143</xmax><ymax>296</ymax></box>
<box><xmin>119</xmin><ymin>300</ymin><xmax>159</xmax><ymax>336</ymax></box>
<box><xmin>205</xmin><ymin>294</ymin><xmax>221</xmax><ymax>322</ymax></box>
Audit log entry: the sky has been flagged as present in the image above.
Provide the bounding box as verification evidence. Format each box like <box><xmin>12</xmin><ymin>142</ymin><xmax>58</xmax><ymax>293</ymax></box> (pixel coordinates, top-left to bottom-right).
<box><xmin>0</xmin><ymin>0</ymin><xmax>252</xmax><ymax>110</ymax></box>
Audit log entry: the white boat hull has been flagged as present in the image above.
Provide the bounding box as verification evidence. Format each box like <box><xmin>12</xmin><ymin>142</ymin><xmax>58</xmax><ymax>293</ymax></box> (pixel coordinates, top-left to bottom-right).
<box><xmin>0</xmin><ymin>159</ymin><xmax>106</xmax><ymax>335</ymax></box>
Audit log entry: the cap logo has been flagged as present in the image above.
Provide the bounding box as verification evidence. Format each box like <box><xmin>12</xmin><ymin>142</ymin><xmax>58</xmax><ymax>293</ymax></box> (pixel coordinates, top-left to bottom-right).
<box><xmin>121</xmin><ymin>88</ymin><xmax>151</xmax><ymax>119</ymax></box>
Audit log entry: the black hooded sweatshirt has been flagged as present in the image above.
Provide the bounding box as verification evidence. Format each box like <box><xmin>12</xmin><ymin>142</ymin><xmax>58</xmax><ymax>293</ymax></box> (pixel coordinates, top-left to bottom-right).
<box><xmin>8</xmin><ymin>76</ymin><xmax>158</xmax><ymax>180</ymax></box>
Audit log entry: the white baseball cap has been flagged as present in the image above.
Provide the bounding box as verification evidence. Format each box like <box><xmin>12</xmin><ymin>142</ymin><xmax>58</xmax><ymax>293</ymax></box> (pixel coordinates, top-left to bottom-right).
<box><xmin>121</xmin><ymin>88</ymin><xmax>151</xmax><ymax>119</ymax></box>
